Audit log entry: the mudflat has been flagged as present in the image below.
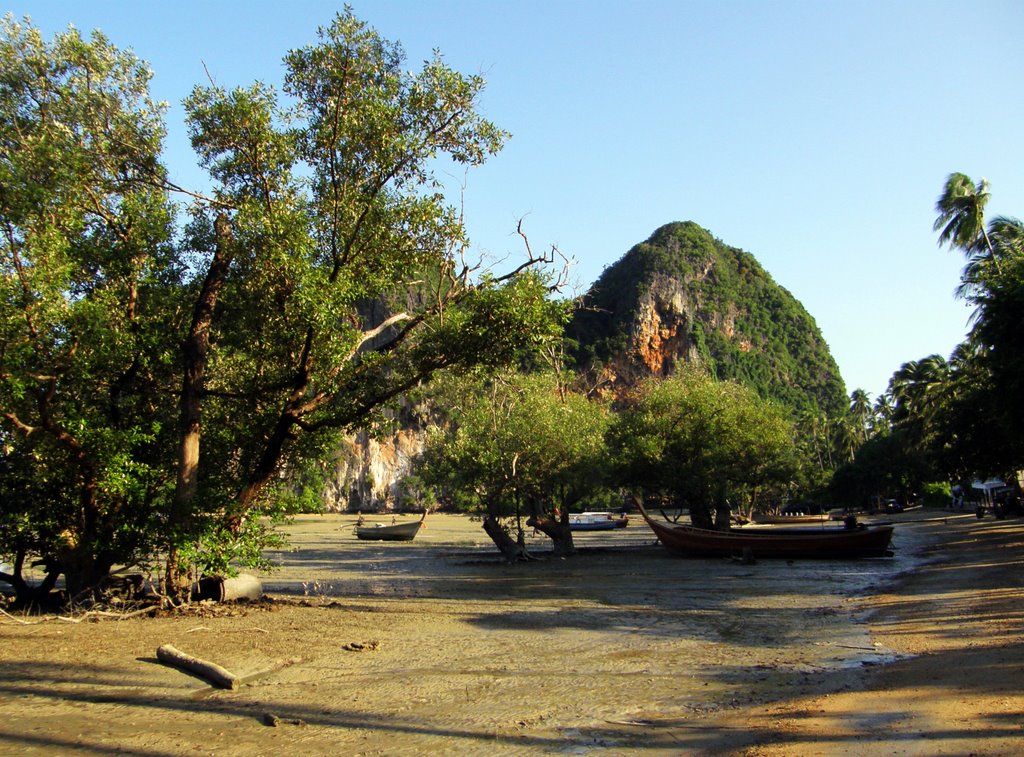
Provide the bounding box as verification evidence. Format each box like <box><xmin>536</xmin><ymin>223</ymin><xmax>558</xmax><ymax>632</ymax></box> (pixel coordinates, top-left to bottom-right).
<box><xmin>0</xmin><ymin>510</ymin><xmax>1021</xmax><ymax>755</ymax></box>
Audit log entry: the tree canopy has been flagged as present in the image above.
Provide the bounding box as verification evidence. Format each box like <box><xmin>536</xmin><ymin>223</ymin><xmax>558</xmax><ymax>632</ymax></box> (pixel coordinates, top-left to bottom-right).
<box><xmin>418</xmin><ymin>370</ymin><xmax>611</xmax><ymax>560</ymax></box>
<box><xmin>0</xmin><ymin>12</ymin><xmax>567</xmax><ymax>604</ymax></box>
<box><xmin>607</xmin><ymin>367</ymin><xmax>800</xmax><ymax>529</ymax></box>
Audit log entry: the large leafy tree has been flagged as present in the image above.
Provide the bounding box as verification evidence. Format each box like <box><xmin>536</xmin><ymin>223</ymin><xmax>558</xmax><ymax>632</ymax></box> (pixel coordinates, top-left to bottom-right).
<box><xmin>166</xmin><ymin>12</ymin><xmax>567</xmax><ymax>592</ymax></box>
<box><xmin>419</xmin><ymin>371</ymin><xmax>610</xmax><ymax>560</ymax></box>
<box><xmin>0</xmin><ymin>13</ymin><xmax>566</xmax><ymax>603</ymax></box>
<box><xmin>0</xmin><ymin>17</ymin><xmax>181</xmax><ymax>602</ymax></box>
<box><xmin>827</xmin><ymin>429</ymin><xmax>932</xmax><ymax>509</ymax></box>
<box><xmin>608</xmin><ymin>367</ymin><xmax>799</xmax><ymax>529</ymax></box>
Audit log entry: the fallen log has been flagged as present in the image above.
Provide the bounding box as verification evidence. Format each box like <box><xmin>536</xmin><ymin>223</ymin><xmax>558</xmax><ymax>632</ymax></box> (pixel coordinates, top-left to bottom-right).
<box><xmin>156</xmin><ymin>644</ymin><xmax>240</xmax><ymax>689</ymax></box>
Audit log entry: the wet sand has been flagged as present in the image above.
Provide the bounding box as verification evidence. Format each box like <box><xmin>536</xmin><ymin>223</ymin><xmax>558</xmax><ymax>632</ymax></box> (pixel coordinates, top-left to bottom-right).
<box><xmin>0</xmin><ymin>509</ymin><xmax>1021</xmax><ymax>755</ymax></box>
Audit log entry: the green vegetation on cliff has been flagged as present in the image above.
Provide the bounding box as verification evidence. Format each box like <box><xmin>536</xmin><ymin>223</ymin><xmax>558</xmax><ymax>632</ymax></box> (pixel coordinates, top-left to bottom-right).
<box><xmin>568</xmin><ymin>222</ymin><xmax>846</xmax><ymax>419</ymax></box>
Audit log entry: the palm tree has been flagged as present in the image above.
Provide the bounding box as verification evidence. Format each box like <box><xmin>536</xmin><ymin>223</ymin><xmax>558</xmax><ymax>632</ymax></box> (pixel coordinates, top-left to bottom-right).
<box><xmin>889</xmin><ymin>355</ymin><xmax>950</xmax><ymax>441</ymax></box>
<box><xmin>872</xmin><ymin>393</ymin><xmax>894</xmax><ymax>436</ymax></box>
<box><xmin>848</xmin><ymin>389</ymin><xmax>873</xmax><ymax>447</ymax></box>
<box><xmin>833</xmin><ymin>416</ymin><xmax>859</xmax><ymax>464</ymax></box>
<box><xmin>934</xmin><ymin>173</ymin><xmax>993</xmax><ymax>253</ymax></box>
<box><xmin>987</xmin><ymin>216</ymin><xmax>1024</xmax><ymax>258</ymax></box>
<box><xmin>948</xmin><ymin>341</ymin><xmax>983</xmax><ymax>374</ymax></box>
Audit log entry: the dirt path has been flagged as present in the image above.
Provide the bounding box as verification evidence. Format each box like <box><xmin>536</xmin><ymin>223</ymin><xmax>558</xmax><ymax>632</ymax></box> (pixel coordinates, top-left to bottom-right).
<box><xmin>1</xmin><ymin>511</ymin><xmax>1021</xmax><ymax>755</ymax></box>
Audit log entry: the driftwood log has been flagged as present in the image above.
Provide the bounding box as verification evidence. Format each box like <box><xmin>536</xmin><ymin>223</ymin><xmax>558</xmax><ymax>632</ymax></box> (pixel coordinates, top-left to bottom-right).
<box><xmin>156</xmin><ymin>644</ymin><xmax>240</xmax><ymax>689</ymax></box>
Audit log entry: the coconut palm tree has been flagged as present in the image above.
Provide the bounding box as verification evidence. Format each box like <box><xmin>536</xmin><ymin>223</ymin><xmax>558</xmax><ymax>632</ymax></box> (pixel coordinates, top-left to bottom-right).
<box><xmin>954</xmin><ymin>216</ymin><xmax>1024</xmax><ymax>302</ymax></box>
<box><xmin>934</xmin><ymin>173</ymin><xmax>993</xmax><ymax>253</ymax></box>
<box><xmin>848</xmin><ymin>389</ymin><xmax>873</xmax><ymax>447</ymax></box>
<box><xmin>871</xmin><ymin>393</ymin><xmax>894</xmax><ymax>436</ymax></box>
<box><xmin>948</xmin><ymin>341</ymin><xmax>983</xmax><ymax>374</ymax></box>
<box><xmin>986</xmin><ymin>216</ymin><xmax>1024</xmax><ymax>259</ymax></box>
<box><xmin>889</xmin><ymin>355</ymin><xmax>951</xmax><ymax>442</ymax></box>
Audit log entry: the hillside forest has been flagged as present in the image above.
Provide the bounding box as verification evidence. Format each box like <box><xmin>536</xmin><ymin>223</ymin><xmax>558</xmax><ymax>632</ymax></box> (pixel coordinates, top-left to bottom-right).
<box><xmin>2</xmin><ymin>12</ymin><xmax>1022</xmax><ymax>605</ymax></box>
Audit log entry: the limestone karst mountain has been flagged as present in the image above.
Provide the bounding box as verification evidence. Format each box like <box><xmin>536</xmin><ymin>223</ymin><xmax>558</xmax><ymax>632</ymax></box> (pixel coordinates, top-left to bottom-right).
<box><xmin>567</xmin><ymin>221</ymin><xmax>846</xmax><ymax>419</ymax></box>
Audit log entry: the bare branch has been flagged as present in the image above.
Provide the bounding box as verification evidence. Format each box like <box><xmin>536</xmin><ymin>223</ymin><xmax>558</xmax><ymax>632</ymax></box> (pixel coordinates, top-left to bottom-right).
<box><xmin>201</xmin><ymin>60</ymin><xmax>218</xmax><ymax>87</ymax></box>
<box><xmin>356</xmin><ymin>311</ymin><xmax>414</xmax><ymax>350</ymax></box>
<box><xmin>477</xmin><ymin>219</ymin><xmax>573</xmax><ymax>291</ymax></box>
<box><xmin>157</xmin><ymin>178</ymin><xmax>236</xmax><ymax>210</ymax></box>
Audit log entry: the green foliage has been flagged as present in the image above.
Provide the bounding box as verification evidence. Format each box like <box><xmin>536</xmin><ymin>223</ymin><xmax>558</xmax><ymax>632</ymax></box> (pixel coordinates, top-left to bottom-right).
<box><xmin>607</xmin><ymin>366</ymin><xmax>800</xmax><ymax>528</ymax></box>
<box><xmin>177</xmin><ymin>506</ymin><xmax>289</xmax><ymax>579</ymax></box>
<box><xmin>0</xmin><ymin>12</ymin><xmax>566</xmax><ymax>602</ymax></box>
<box><xmin>934</xmin><ymin>173</ymin><xmax>992</xmax><ymax>258</ymax></box>
<box><xmin>418</xmin><ymin>370</ymin><xmax>612</xmax><ymax>524</ymax></box>
<box><xmin>853</xmin><ymin>175</ymin><xmax>1024</xmax><ymax>492</ymax></box>
<box><xmin>920</xmin><ymin>481</ymin><xmax>950</xmax><ymax>508</ymax></box>
<box><xmin>0</xmin><ymin>16</ymin><xmax>181</xmax><ymax>601</ymax></box>
<box><xmin>828</xmin><ymin>430</ymin><xmax>932</xmax><ymax>509</ymax></box>
<box><xmin>970</xmin><ymin>248</ymin><xmax>1024</xmax><ymax>464</ymax></box>
<box><xmin>168</xmin><ymin>12</ymin><xmax>565</xmax><ymax>584</ymax></box>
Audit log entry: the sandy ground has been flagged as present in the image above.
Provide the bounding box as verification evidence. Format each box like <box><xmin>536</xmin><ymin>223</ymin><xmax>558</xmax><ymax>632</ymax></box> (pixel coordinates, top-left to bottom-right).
<box><xmin>0</xmin><ymin>509</ymin><xmax>1021</xmax><ymax>756</ymax></box>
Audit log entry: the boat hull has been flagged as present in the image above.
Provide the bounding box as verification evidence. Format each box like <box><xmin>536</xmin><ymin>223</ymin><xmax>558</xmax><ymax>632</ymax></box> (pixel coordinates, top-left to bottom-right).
<box><xmin>637</xmin><ymin>504</ymin><xmax>893</xmax><ymax>559</ymax></box>
<box><xmin>355</xmin><ymin>518</ymin><xmax>424</xmax><ymax>542</ymax></box>
<box><xmin>569</xmin><ymin>514</ymin><xmax>629</xmax><ymax>532</ymax></box>
<box><xmin>573</xmin><ymin>514</ymin><xmax>626</xmax><ymax>532</ymax></box>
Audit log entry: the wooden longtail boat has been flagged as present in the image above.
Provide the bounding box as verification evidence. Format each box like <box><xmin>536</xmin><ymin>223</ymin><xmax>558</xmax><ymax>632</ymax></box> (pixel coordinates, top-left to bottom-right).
<box><xmin>636</xmin><ymin>502</ymin><xmax>894</xmax><ymax>559</ymax></box>
<box><xmin>355</xmin><ymin>512</ymin><xmax>426</xmax><ymax>542</ymax></box>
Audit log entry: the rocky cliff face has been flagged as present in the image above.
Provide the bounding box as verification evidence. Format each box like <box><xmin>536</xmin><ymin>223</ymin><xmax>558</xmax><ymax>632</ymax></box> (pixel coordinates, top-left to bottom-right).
<box><xmin>321</xmin><ymin>426</ymin><xmax>426</xmax><ymax>512</ymax></box>
<box><xmin>629</xmin><ymin>273</ymin><xmax>699</xmax><ymax>377</ymax></box>
<box><xmin>602</xmin><ymin>271</ymin><xmax>746</xmax><ymax>386</ymax></box>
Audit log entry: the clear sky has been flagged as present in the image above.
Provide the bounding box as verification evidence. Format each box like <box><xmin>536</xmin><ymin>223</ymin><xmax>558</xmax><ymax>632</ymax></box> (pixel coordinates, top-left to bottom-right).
<box><xmin>9</xmin><ymin>1</ymin><xmax>1023</xmax><ymax>400</ymax></box>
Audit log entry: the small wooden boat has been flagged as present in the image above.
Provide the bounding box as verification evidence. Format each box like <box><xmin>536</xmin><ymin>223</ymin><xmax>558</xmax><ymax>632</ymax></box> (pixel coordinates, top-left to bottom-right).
<box><xmin>636</xmin><ymin>502</ymin><xmax>893</xmax><ymax>559</ymax></box>
<box><xmin>569</xmin><ymin>512</ymin><xmax>629</xmax><ymax>531</ymax></box>
<box><xmin>355</xmin><ymin>512</ymin><xmax>426</xmax><ymax>542</ymax></box>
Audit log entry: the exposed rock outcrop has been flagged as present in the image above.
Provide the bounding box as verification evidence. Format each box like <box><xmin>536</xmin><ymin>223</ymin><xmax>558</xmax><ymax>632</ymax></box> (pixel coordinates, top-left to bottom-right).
<box><xmin>321</xmin><ymin>426</ymin><xmax>426</xmax><ymax>512</ymax></box>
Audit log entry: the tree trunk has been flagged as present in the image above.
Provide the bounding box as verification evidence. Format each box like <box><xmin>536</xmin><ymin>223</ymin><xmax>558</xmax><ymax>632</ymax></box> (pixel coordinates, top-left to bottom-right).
<box><xmin>167</xmin><ymin>213</ymin><xmax>235</xmax><ymax>598</ymax></box>
<box><xmin>688</xmin><ymin>500</ymin><xmax>715</xmax><ymax>529</ymax></box>
<box><xmin>3</xmin><ymin>548</ymin><xmax>61</xmax><ymax>608</ymax></box>
<box><xmin>60</xmin><ymin>548</ymin><xmax>114</xmax><ymax>605</ymax></box>
<box><xmin>525</xmin><ymin>512</ymin><xmax>576</xmax><ymax>557</ymax></box>
<box><xmin>481</xmin><ymin>515</ymin><xmax>526</xmax><ymax>562</ymax></box>
<box><xmin>156</xmin><ymin>644</ymin><xmax>240</xmax><ymax>689</ymax></box>
<box><xmin>713</xmin><ymin>485</ymin><xmax>731</xmax><ymax>529</ymax></box>
<box><xmin>174</xmin><ymin>213</ymin><xmax>233</xmax><ymax>513</ymax></box>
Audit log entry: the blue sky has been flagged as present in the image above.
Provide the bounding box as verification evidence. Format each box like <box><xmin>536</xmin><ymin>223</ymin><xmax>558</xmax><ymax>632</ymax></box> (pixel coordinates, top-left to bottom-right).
<box><xmin>9</xmin><ymin>1</ymin><xmax>1023</xmax><ymax>400</ymax></box>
